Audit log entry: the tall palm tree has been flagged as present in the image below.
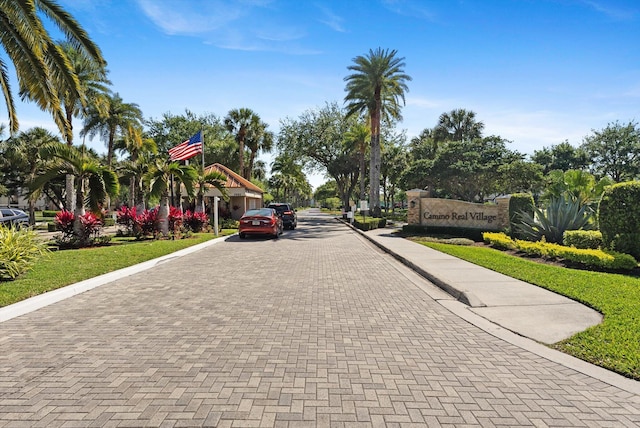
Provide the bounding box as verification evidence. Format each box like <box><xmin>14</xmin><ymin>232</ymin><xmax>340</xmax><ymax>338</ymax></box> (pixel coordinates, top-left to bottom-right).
<box><xmin>3</xmin><ymin>127</ymin><xmax>60</xmax><ymax>224</ymax></box>
<box><xmin>344</xmin><ymin>48</ymin><xmax>411</xmax><ymax>217</ymax></box>
<box><xmin>344</xmin><ymin>122</ymin><xmax>370</xmax><ymax>201</ymax></box>
<box><xmin>245</xmin><ymin>119</ymin><xmax>273</xmax><ymax>181</ymax></box>
<box><xmin>146</xmin><ymin>159</ymin><xmax>197</xmax><ymax>235</ymax></box>
<box><xmin>58</xmin><ymin>41</ymin><xmax>111</xmax><ymax>211</ymax></box>
<box><xmin>115</xmin><ymin>125</ymin><xmax>157</xmax><ymax>209</ymax></box>
<box><xmin>224</xmin><ymin>108</ymin><xmax>260</xmax><ymax>179</ymax></box>
<box><xmin>81</xmin><ymin>92</ymin><xmax>143</xmax><ymax>168</ymax></box>
<box><xmin>29</xmin><ymin>143</ymin><xmax>119</xmax><ymax>238</ymax></box>
<box><xmin>0</xmin><ymin>0</ymin><xmax>105</xmax><ymax>138</ymax></box>
<box><xmin>433</xmin><ymin>108</ymin><xmax>484</xmax><ymax>143</ymax></box>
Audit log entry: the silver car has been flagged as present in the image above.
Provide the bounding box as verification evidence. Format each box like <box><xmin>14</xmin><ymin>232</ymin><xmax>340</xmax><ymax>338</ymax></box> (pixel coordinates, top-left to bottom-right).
<box><xmin>0</xmin><ymin>208</ymin><xmax>29</xmax><ymax>227</ymax></box>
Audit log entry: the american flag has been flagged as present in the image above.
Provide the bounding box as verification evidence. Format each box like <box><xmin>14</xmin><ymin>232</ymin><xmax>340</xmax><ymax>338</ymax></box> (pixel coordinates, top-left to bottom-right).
<box><xmin>169</xmin><ymin>131</ymin><xmax>203</xmax><ymax>161</ymax></box>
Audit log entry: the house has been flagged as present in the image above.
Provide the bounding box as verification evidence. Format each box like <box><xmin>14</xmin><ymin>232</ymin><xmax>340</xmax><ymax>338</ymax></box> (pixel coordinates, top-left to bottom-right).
<box><xmin>200</xmin><ymin>163</ymin><xmax>264</xmax><ymax>220</ymax></box>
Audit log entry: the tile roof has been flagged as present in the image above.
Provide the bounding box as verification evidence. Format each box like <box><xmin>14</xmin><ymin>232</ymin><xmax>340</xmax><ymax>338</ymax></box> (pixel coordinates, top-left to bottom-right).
<box><xmin>204</xmin><ymin>163</ymin><xmax>264</xmax><ymax>194</ymax></box>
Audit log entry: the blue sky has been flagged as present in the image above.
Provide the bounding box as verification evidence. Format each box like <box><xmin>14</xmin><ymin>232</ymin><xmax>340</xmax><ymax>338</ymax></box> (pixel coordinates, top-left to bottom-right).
<box><xmin>8</xmin><ymin>0</ymin><xmax>640</xmax><ymax>188</ymax></box>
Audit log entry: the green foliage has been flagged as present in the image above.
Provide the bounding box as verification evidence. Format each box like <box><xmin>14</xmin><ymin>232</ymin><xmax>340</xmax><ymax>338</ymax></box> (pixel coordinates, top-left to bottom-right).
<box><xmin>0</xmin><ymin>225</ymin><xmax>50</xmax><ymax>281</ymax></box>
<box><xmin>514</xmin><ymin>195</ymin><xmax>595</xmax><ymax>244</ymax></box>
<box><xmin>508</xmin><ymin>193</ymin><xmax>534</xmax><ymax>239</ymax></box>
<box><xmin>598</xmin><ymin>181</ymin><xmax>640</xmax><ymax>260</ymax></box>
<box><xmin>42</xmin><ymin>210</ymin><xmax>58</xmax><ymax>218</ymax></box>
<box><xmin>563</xmin><ymin>230</ymin><xmax>603</xmax><ymax>250</ymax></box>
<box><xmin>402</xmin><ymin>225</ymin><xmax>486</xmax><ymax>241</ymax></box>
<box><xmin>482</xmin><ymin>232</ymin><xmax>637</xmax><ymax>271</ymax></box>
<box><xmin>483</xmin><ymin>232</ymin><xmax>516</xmax><ymax>250</ymax></box>
<box><xmin>353</xmin><ymin>216</ymin><xmax>385</xmax><ymax>231</ymax></box>
<box><xmin>219</xmin><ymin>218</ymin><xmax>239</xmax><ymax>229</ymax></box>
<box><xmin>324</xmin><ymin>197</ymin><xmax>341</xmax><ymax>210</ymax></box>
<box><xmin>418</xmin><ymin>241</ymin><xmax>640</xmax><ymax>379</ymax></box>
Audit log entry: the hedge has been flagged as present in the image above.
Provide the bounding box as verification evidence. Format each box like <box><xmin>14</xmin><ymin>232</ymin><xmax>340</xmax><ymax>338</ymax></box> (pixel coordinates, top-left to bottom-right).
<box><xmin>563</xmin><ymin>230</ymin><xmax>603</xmax><ymax>250</ymax></box>
<box><xmin>483</xmin><ymin>232</ymin><xmax>637</xmax><ymax>271</ymax></box>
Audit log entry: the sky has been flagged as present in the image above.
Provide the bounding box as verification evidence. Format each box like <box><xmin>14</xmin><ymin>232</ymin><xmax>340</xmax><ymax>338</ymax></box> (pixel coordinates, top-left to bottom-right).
<box><xmin>6</xmin><ymin>0</ymin><xmax>640</xmax><ymax>189</ymax></box>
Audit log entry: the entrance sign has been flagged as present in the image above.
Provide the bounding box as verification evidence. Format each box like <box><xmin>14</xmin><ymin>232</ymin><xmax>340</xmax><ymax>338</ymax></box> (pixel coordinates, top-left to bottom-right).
<box><xmin>359</xmin><ymin>200</ymin><xmax>368</xmax><ymax>212</ymax></box>
<box><xmin>406</xmin><ymin>189</ymin><xmax>510</xmax><ymax>231</ymax></box>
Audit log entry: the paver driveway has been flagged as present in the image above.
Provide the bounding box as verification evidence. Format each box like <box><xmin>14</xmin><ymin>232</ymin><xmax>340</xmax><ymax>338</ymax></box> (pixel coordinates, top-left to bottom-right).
<box><xmin>1</xmin><ymin>212</ymin><xmax>639</xmax><ymax>427</ymax></box>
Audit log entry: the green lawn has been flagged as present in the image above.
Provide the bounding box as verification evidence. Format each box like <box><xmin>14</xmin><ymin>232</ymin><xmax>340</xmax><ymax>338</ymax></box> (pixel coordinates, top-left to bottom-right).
<box><xmin>417</xmin><ymin>240</ymin><xmax>640</xmax><ymax>380</ymax></box>
<box><xmin>0</xmin><ymin>230</ymin><xmax>236</xmax><ymax>308</ymax></box>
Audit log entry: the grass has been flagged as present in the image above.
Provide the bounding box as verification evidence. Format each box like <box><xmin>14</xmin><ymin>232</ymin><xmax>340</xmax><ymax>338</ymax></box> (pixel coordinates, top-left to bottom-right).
<box><xmin>0</xmin><ymin>230</ymin><xmax>236</xmax><ymax>308</ymax></box>
<box><xmin>416</xmin><ymin>240</ymin><xmax>640</xmax><ymax>380</ymax></box>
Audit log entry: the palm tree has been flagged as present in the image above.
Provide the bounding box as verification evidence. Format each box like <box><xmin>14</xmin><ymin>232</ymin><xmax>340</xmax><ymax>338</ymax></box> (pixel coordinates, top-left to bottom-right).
<box><xmin>433</xmin><ymin>108</ymin><xmax>484</xmax><ymax>143</ymax></box>
<box><xmin>146</xmin><ymin>159</ymin><xmax>197</xmax><ymax>235</ymax></box>
<box><xmin>224</xmin><ymin>108</ymin><xmax>260</xmax><ymax>179</ymax></box>
<box><xmin>81</xmin><ymin>92</ymin><xmax>143</xmax><ymax>168</ymax></box>
<box><xmin>3</xmin><ymin>128</ymin><xmax>60</xmax><ymax>224</ymax></box>
<box><xmin>344</xmin><ymin>48</ymin><xmax>411</xmax><ymax>217</ymax></box>
<box><xmin>195</xmin><ymin>167</ymin><xmax>228</xmax><ymax>213</ymax></box>
<box><xmin>245</xmin><ymin>119</ymin><xmax>273</xmax><ymax>181</ymax></box>
<box><xmin>115</xmin><ymin>126</ymin><xmax>157</xmax><ymax>209</ymax></box>
<box><xmin>29</xmin><ymin>143</ymin><xmax>119</xmax><ymax>238</ymax></box>
<box><xmin>58</xmin><ymin>41</ymin><xmax>111</xmax><ymax>211</ymax></box>
<box><xmin>0</xmin><ymin>1</ymin><xmax>105</xmax><ymax>139</ymax></box>
<box><xmin>344</xmin><ymin>122</ymin><xmax>370</xmax><ymax>201</ymax></box>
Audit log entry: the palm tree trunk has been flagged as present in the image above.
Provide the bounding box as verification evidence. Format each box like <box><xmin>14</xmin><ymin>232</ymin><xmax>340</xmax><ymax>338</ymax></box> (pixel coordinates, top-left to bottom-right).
<box><xmin>158</xmin><ymin>193</ymin><xmax>169</xmax><ymax>235</ymax></box>
<box><xmin>74</xmin><ymin>180</ymin><xmax>86</xmax><ymax>243</ymax></box>
<box><xmin>359</xmin><ymin>149</ymin><xmax>366</xmax><ymax>201</ymax></box>
<box><xmin>369</xmin><ymin>101</ymin><xmax>382</xmax><ymax>217</ymax></box>
<box><xmin>65</xmin><ymin>174</ymin><xmax>75</xmax><ymax>211</ymax></box>
<box><xmin>129</xmin><ymin>176</ymin><xmax>136</xmax><ymax>208</ymax></box>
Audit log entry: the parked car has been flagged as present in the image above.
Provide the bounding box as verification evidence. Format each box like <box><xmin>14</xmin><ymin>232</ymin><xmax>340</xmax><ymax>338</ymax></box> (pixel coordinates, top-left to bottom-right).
<box><xmin>267</xmin><ymin>203</ymin><xmax>297</xmax><ymax>230</ymax></box>
<box><xmin>0</xmin><ymin>207</ymin><xmax>29</xmax><ymax>227</ymax></box>
<box><xmin>239</xmin><ymin>208</ymin><xmax>283</xmax><ymax>239</ymax></box>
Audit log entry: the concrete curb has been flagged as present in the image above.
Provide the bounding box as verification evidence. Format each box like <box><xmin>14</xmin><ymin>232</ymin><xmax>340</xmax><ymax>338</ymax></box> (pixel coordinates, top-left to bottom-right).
<box><xmin>0</xmin><ymin>234</ymin><xmax>232</xmax><ymax>323</ymax></box>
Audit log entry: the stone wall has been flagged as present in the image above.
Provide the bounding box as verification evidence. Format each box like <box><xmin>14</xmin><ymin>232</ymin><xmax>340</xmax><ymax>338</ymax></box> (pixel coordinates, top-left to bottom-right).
<box><xmin>406</xmin><ymin>189</ymin><xmax>510</xmax><ymax>231</ymax></box>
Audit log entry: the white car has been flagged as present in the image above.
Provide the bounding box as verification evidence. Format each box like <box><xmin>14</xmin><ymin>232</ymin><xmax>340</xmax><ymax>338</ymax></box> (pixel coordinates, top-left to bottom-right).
<box><xmin>0</xmin><ymin>208</ymin><xmax>29</xmax><ymax>227</ymax></box>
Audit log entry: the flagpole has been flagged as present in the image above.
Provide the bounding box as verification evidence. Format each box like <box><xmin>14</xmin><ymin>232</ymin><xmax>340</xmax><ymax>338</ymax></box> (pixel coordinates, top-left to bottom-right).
<box><xmin>200</xmin><ymin>129</ymin><xmax>205</xmax><ymax>214</ymax></box>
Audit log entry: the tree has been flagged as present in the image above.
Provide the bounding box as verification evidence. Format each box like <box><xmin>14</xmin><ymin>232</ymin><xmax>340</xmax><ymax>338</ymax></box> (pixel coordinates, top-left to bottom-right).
<box><xmin>433</xmin><ymin>108</ymin><xmax>484</xmax><ymax>143</ymax></box>
<box><xmin>58</xmin><ymin>41</ymin><xmax>111</xmax><ymax>211</ymax></box>
<box><xmin>146</xmin><ymin>159</ymin><xmax>197</xmax><ymax>235</ymax></box>
<box><xmin>277</xmin><ymin>102</ymin><xmax>359</xmax><ymax>209</ymax></box>
<box><xmin>344</xmin><ymin>47</ymin><xmax>411</xmax><ymax>217</ymax></box>
<box><xmin>344</xmin><ymin>122</ymin><xmax>370</xmax><ymax>201</ymax></box>
<box><xmin>1</xmin><ymin>127</ymin><xmax>61</xmax><ymax>223</ymax></box>
<box><xmin>381</xmin><ymin>141</ymin><xmax>408</xmax><ymax>213</ymax></box>
<box><xmin>270</xmin><ymin>153</ymin><xmax>310</xmax><ymax>205</ymax></box>
<box><xmin>114</xmin><ymin>125</ymin><xmax>157</xmax><ymax>209</ymax></box>
<box><xmin>224</xmin><ymin>108</ymin><xmax>262</xmax><ymax>179</ymax></box>
<box><xmin>30</xmin><ymin>143</ymin><xmax>118</xmax><ymax>240</ymax></box>
<box><xmin>81</xmin><ymin>92</ymin><xmax>143</xmax><ymax>168</ymax></box>
<box><xmin>245</xmin><ymin>118</ymin><xmax>273</xmax><ymax>181</ymax></box>
<box><xmin>531</xmin><ymin>141</ymin><xmax>589</xmax><ymax>174</ymax></box>
<box><xmin>195</xmin><ymin>167</ymin><xmax>228</xmax><ymax>213</ymax></box>
<box><xmin>0</xmin><ymin>0</ymin><xmax>105</xmax><ymax>138</ymax></box>
<box><xmin>581</xmin><ymin>121</ymin><xmax>640</xmax><ymax>182</ymax></box>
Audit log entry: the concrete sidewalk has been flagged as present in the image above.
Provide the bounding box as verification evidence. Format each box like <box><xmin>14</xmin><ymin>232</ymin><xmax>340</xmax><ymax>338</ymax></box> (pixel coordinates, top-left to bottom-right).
<box><xmin>360</xmin><ymin>227</ymin><xmax>603</xmax><ymax>345</ymax></box>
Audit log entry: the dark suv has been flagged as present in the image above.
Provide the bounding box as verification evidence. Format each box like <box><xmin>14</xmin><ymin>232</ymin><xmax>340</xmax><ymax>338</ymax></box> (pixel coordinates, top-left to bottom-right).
<box><xmin>267</xmin><ymin>203</ymin><xmax>297</xmax><ymax>230</ymax></box>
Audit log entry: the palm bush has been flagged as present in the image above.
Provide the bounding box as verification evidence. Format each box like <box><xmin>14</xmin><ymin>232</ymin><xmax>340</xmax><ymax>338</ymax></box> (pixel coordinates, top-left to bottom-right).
<box><xmin>0</xmin><ymin>225</ymin><xmax>50</xmax><ymax>281</ymax></box>
<box><xmin>514</xmin><ymin>195</ymin><xmax>595</xmax><ymax>244</ymax></box>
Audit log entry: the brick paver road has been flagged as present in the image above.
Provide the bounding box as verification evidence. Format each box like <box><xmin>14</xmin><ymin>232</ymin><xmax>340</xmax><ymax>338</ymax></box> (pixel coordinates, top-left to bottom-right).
<box><xmin>1</xmin><ymin>212</ymin><xmax>639</xmax><ymax>427</ymax></box>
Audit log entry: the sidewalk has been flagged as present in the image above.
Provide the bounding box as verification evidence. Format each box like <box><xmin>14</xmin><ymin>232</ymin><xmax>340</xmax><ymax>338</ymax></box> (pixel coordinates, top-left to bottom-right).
<box><xmin>360</xmin><ymin>226</ymin><xmax>603</xmax><ymax>345</ymax></box>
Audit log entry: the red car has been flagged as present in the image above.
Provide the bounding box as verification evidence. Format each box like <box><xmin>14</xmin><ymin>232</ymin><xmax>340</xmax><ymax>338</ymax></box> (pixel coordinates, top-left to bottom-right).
<box><xmin>238</xmin><ymin>208</ymin><xmax>283</xmax><ymax>239</ymax></box>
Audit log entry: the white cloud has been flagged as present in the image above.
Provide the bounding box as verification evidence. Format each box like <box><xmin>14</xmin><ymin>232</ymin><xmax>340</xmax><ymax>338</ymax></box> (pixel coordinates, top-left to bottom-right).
<box><xmin>316</xmin><ymin>4</ymin><xmax>346</xmax><ymax>33</ymax></box>
<box><xmin>580</xmin><ymin>0</ymin><xmax>638</xmax><ymax>21</ymax></box>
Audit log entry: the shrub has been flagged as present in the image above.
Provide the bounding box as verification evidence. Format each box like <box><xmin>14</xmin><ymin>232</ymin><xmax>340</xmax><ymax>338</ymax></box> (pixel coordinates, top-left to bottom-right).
<box><xmin>116</xmin><ymin>206</ymin><xmax>138</xmax><ymax>235</ymax></box>
<box><xmin>135</xmin><ymin>208</ymin><xmax>159</xmax><ymax>238</ymax></box>
<box><xmin>563</xmin><ymin>230</ymin><xmax>603</xmax><ymax>249</ymax></box>
<box><xmin>0</xmin><ymin>224</ymin><xmax>50</xmax><ymax>281</ymax></box>
<box><xmin>42</xmin><ymin>210</ymin><xmax>58</xmax><ymax>218</ymax></box>
<box><xmin>220</xmin><ymin>218</ymin><xmax>239</xmax><ymax>229</ymax></box>
<box><xmin>168</xmin><ymin>206</ymin><xmax>183</xmax><ymax>233</ymax></box>
<box><xmin>53</xmin><ymin>211</ymin><xmax>105</xmax><ymax>248</ymax></box>
<box><xmin>599</xmin><ymin>181</ymin><xmax>640</xmax><ymax>260</ymax></box>
<box><xmin>482</xmin><ymin>232</ymin><xmax>516</xmax><ymax>250</ymax></box>
<box><xmin>184</xmin><ymin>210</ymin><xmax>208</xmax><ymax>232</ymax></box>
<box><xmin>482</xmin><ymin>232</ymin><xmax>637</xmax><ymax>271</ymax></box>
<box><xmin>353</xmin><ymin>216</ymin><xmax>382</xmax><ymax>231</ymax></box>
<box><xmin>514</xmin><ymin>194</ymin><xmax>595</xmax><ymax>244</ymax></box>
<box><xmin>508</xmin><ymin>193</ymin><xmax>534</xmax><ymax>239</ymax></box>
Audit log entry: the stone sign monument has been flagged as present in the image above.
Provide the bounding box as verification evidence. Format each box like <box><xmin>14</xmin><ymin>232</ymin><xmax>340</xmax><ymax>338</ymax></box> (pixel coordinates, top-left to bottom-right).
<box><xmin>406</xmin><ymin>189</ymin><xmax>510</xmax><ymax>231</ymax></box>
